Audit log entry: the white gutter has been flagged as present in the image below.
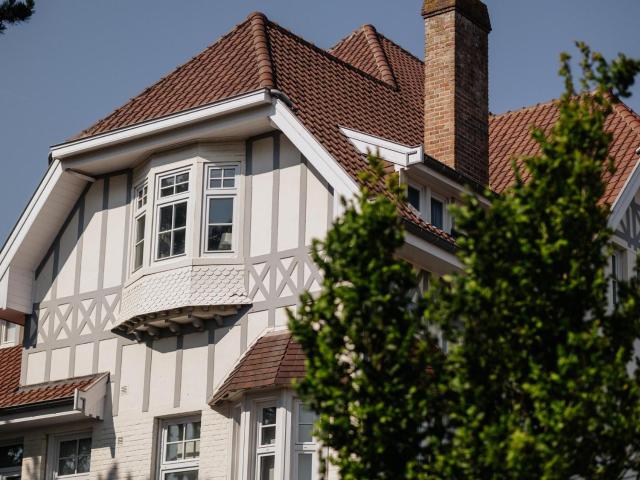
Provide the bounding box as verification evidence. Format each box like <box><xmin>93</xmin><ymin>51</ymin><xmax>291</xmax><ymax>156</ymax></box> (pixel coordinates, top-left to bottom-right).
<box><xmin>50</xmin><ymin>89</ymin><xmax>272</xmax><ymax>160</ymax></box>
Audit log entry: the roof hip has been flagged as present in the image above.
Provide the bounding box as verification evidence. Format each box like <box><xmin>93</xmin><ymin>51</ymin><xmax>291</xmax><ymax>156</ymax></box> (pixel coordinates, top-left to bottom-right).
<box><xmin>248</xmin><ymin>12</ymin><xmax>276</xmax><ymax>89</ymax></box>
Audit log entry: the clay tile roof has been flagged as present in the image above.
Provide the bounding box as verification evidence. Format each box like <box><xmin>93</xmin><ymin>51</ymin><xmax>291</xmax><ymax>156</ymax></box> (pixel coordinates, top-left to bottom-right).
<box><xmin>0</xmin><ymin>345</ymin><xmax>106</xmax><ymax>412</ymax></box>
<box><xmin>210</xmin><ymin>330</ymin><xmax>305</xmax><ymax>406</ymax></box>
<box><xmin>489</xmin><ymin>98</ymin><xmax>640</xmax><ymax>205</ymax></box>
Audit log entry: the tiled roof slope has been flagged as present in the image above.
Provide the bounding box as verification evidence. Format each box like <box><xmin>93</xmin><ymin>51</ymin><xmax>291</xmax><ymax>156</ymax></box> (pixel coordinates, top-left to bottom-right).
<box><xmin>74</xmin><ymin>12</ymin><xmax>452</xmax><ymax>245</ymax></box>
<box><xmin>73</xmin><ymin>11</ymin><xmax>640</xmax><ymax>239</ymax></box>
<box><xmin>210</xmin><ymin>330</ymin><xmax>305</xmax><ymax>406</ymax></box>
<box><xmin>0</xmin><ymin>345</ymin><xmax>104</xmax><ymax>411</ymax></box>
<box><xmin>490</xmin><ymin>99</ymin><xmax>640</xmax><ymax>204</ymax></box>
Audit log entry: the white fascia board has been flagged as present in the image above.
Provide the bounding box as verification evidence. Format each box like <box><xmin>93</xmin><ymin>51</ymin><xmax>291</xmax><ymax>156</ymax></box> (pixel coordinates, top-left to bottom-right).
<box><xmin>412</xmin><ymin>163</ymin><xmax>492</xmax><ymax>207</ymax></box>
<box><xmin>270</xmin><ymin>100</ymin><xmax>359</xmax><ymax>202</ymax></box>
<box><xmin>0</xmin><ymin>160</ymin><xmax>63</xmax><ymax>283</ymax></box>
<box><xmin>608</xmin><ymin>158</ymin><xmax>640</xmax><ymax>229</ymax></box>
<box><xmin>339</xmin><ymin>126</ymin><xmax>423</xmax><ymax>167</ymax></box>
<box><xmin>50</xmin><ymin>89</ymin><xmax>271</xmax><ymax>160</ymax></box>
<box><xmin>405</xmin><ymin>231</ymin><xmax>463</xmax><ymax>271</ymax></box>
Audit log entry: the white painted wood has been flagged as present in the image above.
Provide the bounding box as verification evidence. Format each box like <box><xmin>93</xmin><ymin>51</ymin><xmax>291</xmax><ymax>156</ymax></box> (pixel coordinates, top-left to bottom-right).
<box><xmin>305</xmin><ymin>167</ymin><xmax>329</xmax><ymax>246</ymax></box>
<box><xmin>339</xmin><ymin>126</ymin><xmax>423</xmax><ymax>166</ymax></box>
<box><xmin>247</xmin><ymin>310</ymin><xmax>269</xmax><ymax>347</ymax></box>
<box><xmin>49</xmin><ymin>347</ymin><xmax>71</xmax><ymax>381</ymax></box>
<box><xmin>56</xmin><ymin>210</ymin><xmax>79</xmax><ymax>299</ymax></box>
<box><xmin>609</xmin><ymin>157</ymin><xmax>640</xmax><ymax>229</ymax></box>
<box><xmin>103</xmin><ymin>174</ymin><xmax>128</xmax><ymax>289</ymax></box>
<box><xmin>213</xmin><ymin>324</ymin><xmax>242</xmax><ymax>389</ymax></box>
<box><xmin>275</xmin><ymin>306</ymin><xmax>294</xmax><ymax>328</ymax></box>
<box><xmin>148</xmin><ymin>337</ymin><xmax>177</xmax><ymax>410</ymax></box>
<box><xmin>119</xmin><ymin>343</ymin><xmax>146</xmax><ymax>412</ymax></box>
<box><xmin>97</xmin><ymin>338</ymin><xmax>118</xmax><ymax>374</ymax></box>
<box><xmin>79</xmin><ymin>180</ymin><xmax>104</xmax><ymax>294</ymax></box>
<box><xmin>278</xmin><ymin>137</ymin><xmax>301</xmax><ymax>251</ymax></box>
<box><xmin>250</xmin><ymin>137</ymin><xmax>274</xmax><ymax>257</ymax></box>
<box><xmin>74</xmin><ymin>342</ymin><xmax>94</xmax><ymax>377</ymax></box>
<box><xmin>180</xmin><ymin>332</ymin><xmax>209</xmax><ymax>406</ymax></box>
<box><xmin>26</xmin><ymin>351</ymin><xmax>46</xmax><ymax>384</ymax></box>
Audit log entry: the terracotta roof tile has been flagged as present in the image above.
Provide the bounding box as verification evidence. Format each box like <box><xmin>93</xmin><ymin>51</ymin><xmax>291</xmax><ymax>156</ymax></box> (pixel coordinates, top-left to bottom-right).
<box><xmin>210</xmin><ymin>330</ymin><xmax>305</xmax><ymax>405</ymax></box>
<box><xmin>0</xmin><ymin>346</ymin><xmax>105</xmax><ymax>411</ymax></box>
<box><xmin>489</xmin><ymin>98</ymin><xmax>640</xmax><ymax>205</ymax></box>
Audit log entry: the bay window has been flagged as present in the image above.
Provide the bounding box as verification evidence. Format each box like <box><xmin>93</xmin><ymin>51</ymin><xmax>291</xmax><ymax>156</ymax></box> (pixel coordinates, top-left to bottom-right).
<box><xmin>158</xmin><ymin>417</ymin><xmax>201</xmax><ymax>480</ymax></box>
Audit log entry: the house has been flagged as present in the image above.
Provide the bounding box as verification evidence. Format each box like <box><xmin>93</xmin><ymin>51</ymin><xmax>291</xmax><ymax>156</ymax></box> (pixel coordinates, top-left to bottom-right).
<box><xmin>1</xmin><ymin>0</ymin><xmax>639</xmax><ymax>479</ymax></box>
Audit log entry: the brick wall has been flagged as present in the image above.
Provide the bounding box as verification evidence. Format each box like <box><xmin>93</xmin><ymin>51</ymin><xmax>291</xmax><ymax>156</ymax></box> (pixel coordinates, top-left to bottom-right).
<box><xmin>423</xmin><ymin>0</ymin><xmax>490</xmax><ymax>185</ymax></box>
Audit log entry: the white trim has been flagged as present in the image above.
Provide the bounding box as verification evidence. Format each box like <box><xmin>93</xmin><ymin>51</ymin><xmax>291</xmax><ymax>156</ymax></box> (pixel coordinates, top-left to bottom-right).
<box><xmin>47</xmin><ymin>431</ymin><xmax>93</xmax><ymax>480</ymax></box>
<box><xmin>609</xmin><ymin>158</ymin><xmax>640</xmax><ymax>229</ymax></box>
<box><xmin>156</xmin><ymin>415</ymin><xmax>201</xmax><ymax>480</ymax></box>
<box><xmin>404</xmin><ymin>231</ymin><xmax>463</xmax><ymax>270</ymax></box>
<box><xmin>339</xmin><ymin>126</ymin><xmax>423</xmax><ymax>167</ymax></box>
<box><xmin>50</xmin><ymin>90</ymin><xmax>271</xmax><ymax>160</ymax></box>
<box><xmin>269</xmin><ymin>100</ymin><xmax>359</xmax><ymax>206</ymax></box>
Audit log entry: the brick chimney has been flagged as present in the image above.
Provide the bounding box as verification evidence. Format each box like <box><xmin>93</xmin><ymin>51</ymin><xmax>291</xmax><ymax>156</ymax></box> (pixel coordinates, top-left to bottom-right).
<box><xmin>422</xmin><ymin>0</ymin><xmax>491</xmax><ymax>185</ymax></box>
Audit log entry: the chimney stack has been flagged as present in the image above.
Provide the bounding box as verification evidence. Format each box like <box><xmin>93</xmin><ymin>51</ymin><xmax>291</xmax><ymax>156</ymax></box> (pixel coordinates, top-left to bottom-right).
<box><xmin>422</xmin><ymin>0</ymin><xmax>491</xmax><ymax>185</ymax></box>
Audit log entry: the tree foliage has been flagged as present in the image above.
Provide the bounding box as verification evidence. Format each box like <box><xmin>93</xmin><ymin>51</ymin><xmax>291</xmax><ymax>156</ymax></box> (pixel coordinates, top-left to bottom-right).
<box><xmin>0</xmin><ymin>0</ymin><xmax>34</xmax><ymax>34</ymax></box>
<box><xmin>290</xmin><ymin>43</ymin><xmax>640</xmax><ymax>480</ymax></box>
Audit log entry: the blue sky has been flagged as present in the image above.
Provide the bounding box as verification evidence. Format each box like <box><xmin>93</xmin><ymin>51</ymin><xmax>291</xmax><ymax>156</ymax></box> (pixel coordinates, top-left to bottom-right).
<box><xmin>0</xmin><ymin>0</ymin><xmax>639</xmax><ymax>242</ymax></box>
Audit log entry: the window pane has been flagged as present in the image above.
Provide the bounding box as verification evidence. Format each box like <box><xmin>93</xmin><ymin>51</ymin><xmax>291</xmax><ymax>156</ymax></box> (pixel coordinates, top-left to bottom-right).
<box><xmin>210</xmin><ymin>168</ymin><xmax>222</xmax><ymax>179</ymax></box>
<box><xmin>161</xmin><ymin>186</ymin><xmax>174</xmax><ymax>197</ymax></box>
<box><xmin>209</xmin><ymin>198</ymin><xmax>233</xmax><ymax>224</ymax></box>
<box><xmin>160</xmin><ymin>206</ymin><xmax>174</xmax><ymax>232</ymax></box>
<box><xmin>77</xmin><ymin>438</ymin><xmax>92</xmax><ymax>456</ymax></box>
<box><xmin>58</xmin><ymin>457</ymin><xmax>76</xmax><ymax>476</ymax></box>
<box><xmin>173</xmin><ymin>229</ymin><xmax>186</xmax><ymax>256</ymax></box>
<box><xmin>165</xmin><ymin>443</ymin><xmax>183</xmax><ymax>462</ymax></box>
<box><xmin>158</xmin><ymin>232</ymin><xmax>172</xmax><ymax>258</ymax></box>
<box><xmin>0</xmin><ymin>444</ymin><xmax>23</xmax><ymax>468</ymax></box>
<box><xmin>222</xmin><ymin>179</ymin><xmax>235</xmax><ymax>188</ymax></box>
<box><xmin>299</xmin><ymin>404</ymin><xmax>315</xmax><ymax>424</ymax></box>
<box><xmin>174</xmin><ymin>203</ymin><xmax>188</xmax><ymax>229</ymax></box>
<box><xmin>164</xmin><ymin>470</ymin><xmax>198</xmax><ymax>480</ymax></box>
<box><xmin>207</xmin><ymin>225</ymin><xmax>233</xmax><ymax>251</ymax></box>
<box><xmin>136</xmin><ymin>215</ymin><xmax>146</xmax><ymax>242</ymax></box>
<box><xmin>185</xmin><ymin>422</ymin><xmax>201</xmax><ymax>440</ymax></box>
<box><xmin>175</xmin><ymin>182</ymin><xmax>189</xmax><ymax>194</ymax></box>
<box><xmin>262</xmin><ymin>407</ymin><xmax>276</xmax><ymax>426</ymax></box>
<box><xmin>298</xmin><ymin>453</ymin><xmax>313</xmax><ymax>480</ymax></box>
<box><xmin>135</xmin><ymin>242</ymin><xmax>144</xmax><ymax>270</ymax></box>
<box><xmin>298</xmin><ymin>424</ymin><xmax>313</xmax><ymax>443</ymax></box>
<box><xmin>184</xmin><ymin>440</ymin><xmax>199</xmax><ymax>459</ymax></box>
<box><xmin>168</xmin><ymin>424</ymin><xmax>184</xmax><ymax>442</ymax></box>
<box><xmin>77</xmin><ymin>454</ymin><xmax>91</xmax><ymax>474</ymax></box>
<box><xmin>58</xmin><ymin>440</ymin><xmax>77</xmax><ymax>459</ymax></box>
<box><xmin>431</xmin><ymin>198</ymin><xmax>444</xmax><ymax>229</ymax></box>
<box><xmin>259</xmin><ymin>455</ymin><xmax>275</xmax><ymax>480</ymax></box>
<box><xmin>176</xmin><ymin>173</ymin><xmax>189</xmax><ymax>185</ymax></box>
<box><xmin>261</xmin><ymin>425</ymin><xmax>276</xmax><ymax>446</ymax></box>
<box><xmin>408</xmin><ymin>186</ymin><xmax>421</xmax><ymax>211</ymax></box>
<box><xmin>210</xmin><ymin>179</ymin><xmax>222</xmax><ymax>189</ymax></box>
<box><xmin>223</xmin><ymin>168</ymin><xmax>236</xmax><ymax>178</ymax></box>
<box><xmin>161</xmin><ymin>177</ymin><xmax>175</xmax><ymax>188</ymax></box>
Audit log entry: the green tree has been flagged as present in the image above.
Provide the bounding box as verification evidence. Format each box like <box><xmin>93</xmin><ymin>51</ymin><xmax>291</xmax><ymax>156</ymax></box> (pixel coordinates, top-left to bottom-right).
<box><xmin>289</xmin><ymin>155</ymin><xmax>446</xmax><ymax>480</ymax></box>
<box><xmin>428</xmin><ymin>44</ymin><xmax>640</xmax><ymax>479</ymax></box>
<box><xmin>290</xmin><ymin>43</ymin><xmax>640</xmax><ymax>480</ymax></box>
<box><xmin>0</xmin><ymin>0</ymin><xmax>34</xmax><ymax>34</ymax></box>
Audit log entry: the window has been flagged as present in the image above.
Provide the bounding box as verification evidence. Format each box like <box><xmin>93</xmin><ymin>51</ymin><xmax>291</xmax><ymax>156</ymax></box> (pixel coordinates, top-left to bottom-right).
<box><xmin>134</xmin><ymin>215</ymin><xmax>146</xmax><ymax>270</ymax></box>
<box><xmin>0</xmin><ymin>321</ymin><xmax>16</xmax><ymax>347</ymax></box>
<box><xmin>159</xmin><ymin>418</ymin><xmax>200</xmax><ymax>480</ymax></box>
<box><xmin>611</xmin><ymin>250</ymin><xmax>625</xmax><ymax>305</ymax></box>
<box><xmin>160</xmin><ymin>172</ymin><xmax>190</xmax><ymax>198</ymax></box>
<box><xmin>293</xmin><ymin>402</ymin><xmax>319</xmax><ymax>480</ymax></box>
<box><xmin>157</xmin><ymin>202</ymin><xmax>187</xmax><ymax>259</ymax></box>
<box><xmin>204</xmin><ymin>165</ymin><xmax>238</xmax><ymax>253</ymax></box>
<box><xmin>407</xmin><ymin>185</ymin><xmax>421</xmax><ymax>212</ymax></box>
<box><xmin>136</xmin><ymin>183</ymin><xmax>148</xmax><ymax>210</ymax></box>
<box><xmin>256</xmin><ymin>405</ymin><xmax>277</xmax><ymax>480</ymax></box>
<box><xmin>0</xmin><ymin>442</ymin><xmax>22</xmax><ymax>480</ymax></box>
<box><xmin>430</xmin><ymin>196</ymin><xmax>444</xmax><ymax>230</ymax></box>
<box><xmin>53</xmin><ymin>436</ymin><xmax>91</xmax><ymax>478</ymax></box>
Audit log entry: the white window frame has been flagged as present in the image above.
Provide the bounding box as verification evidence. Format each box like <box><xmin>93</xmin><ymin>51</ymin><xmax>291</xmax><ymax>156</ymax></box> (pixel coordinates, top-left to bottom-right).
<box><xmin>254</xmin><ymin>402</ymin><xmax>278</xmax><ymax>480</ymax></box>
<box><xmin>429</xmin><ymin>192</ymin><xmax>446</xmax><ymax>231</ymax></box>
<box><xmin>157</xmin><ymin>416</ymin><xmax>201</xmax><ymax>480</ymax></box>
<box><xmin>135</xmin><ymin>182</ymin><xmax>148</xmax><ymax>212</ymax></box>
<box><xmin>202</xmin><ymin>164</ymin><xmax>239</xmax><ymax>254</ymax></box>
<box><xmin>611</xmin><ymin>248</ymin><xmax>627</xmax><ymax>306</ymax></box>
<box><xmin>0</xmin><ymin>321</ymin><xmax>17</xmax><ymax>348</ymax></box>
<box><xmin>407</xmin><ymin>183</ymin><xmax>423</xmax><ymax>214</ymax></box>
<box><xmin>154</xmin><ymin>169</ymin><xmax>191</xmax><ymax>261</ymax></box>
<box><xmin>292</xmin><ymin>400</ymin><xmax>320</xmax><ymax>480</ymax></box>
<box><xmin>48</xmin><ymin>433</ymin><xmax>92</xmax><ymax>480</ymax></box>
<box><xmin>0</xmin><ymin>439</ymin><xmax>22</xmax><ymax>480</ymax></box>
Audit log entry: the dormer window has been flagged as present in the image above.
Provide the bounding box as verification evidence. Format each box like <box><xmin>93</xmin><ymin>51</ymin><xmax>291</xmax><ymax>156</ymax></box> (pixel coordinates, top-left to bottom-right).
<box><xmin>408</xmin><ymin>185</ymin><xmax>421</xmax><ymax>212</ymax></box>
<box><xmin>430</xmin><ymin>195</ymin><xmax>444</xmax><ymax>230</ymax></box>
<box><xmin>406</xmin><ymin>182</ymin><xmax>449</xmax><ymax>232</ymax></box>
<box><xmin>156</xmin><ymin>170</ymin><xmax>190</xmax><ymax>260</ymax></box>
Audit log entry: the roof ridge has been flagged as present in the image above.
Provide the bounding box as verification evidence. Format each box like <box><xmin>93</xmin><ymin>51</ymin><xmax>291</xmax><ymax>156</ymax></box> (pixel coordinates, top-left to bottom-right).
<box><xmin>265</xmin><ymin>19</ymin><xmax>397</xmax><ymax>91</ymax></box>
<box><xmin>362</xmin><ymin>24</ymin><xmax>397</xmax><ymax>88</ymax></box>
<box><xmin>248</xmin><ymin>12</ymin><xmax>276</xmax><ymax>89</ymax></box>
